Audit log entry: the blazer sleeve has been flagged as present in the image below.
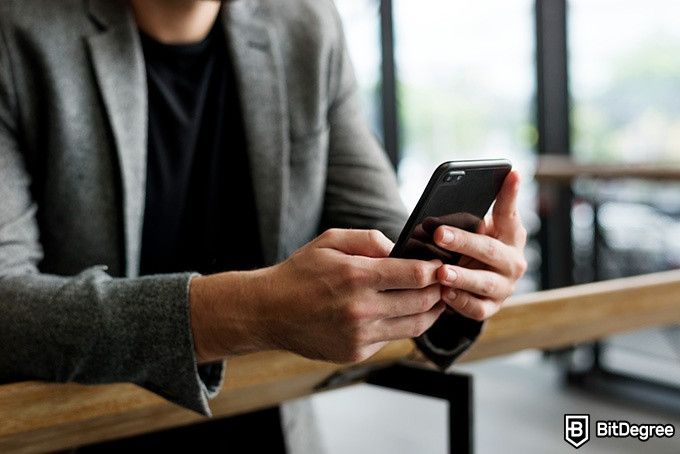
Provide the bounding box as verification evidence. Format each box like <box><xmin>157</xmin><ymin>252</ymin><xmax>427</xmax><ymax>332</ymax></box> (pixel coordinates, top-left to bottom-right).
<box><xmin>322</xmin><ymin>3</ymin><xmax>484</xmax><ymax>369</ymax></box>
<box><xmin>0</xmin><ymin>24</ymin><xmax>222</xmax><ymax>416</ymax></box>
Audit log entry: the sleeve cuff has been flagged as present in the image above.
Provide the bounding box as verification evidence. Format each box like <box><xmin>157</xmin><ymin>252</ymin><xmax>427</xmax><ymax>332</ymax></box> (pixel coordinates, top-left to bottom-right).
<box><xmin>88</xmin><ymin>271</ymin><xmax>226</xmax><ymax>416</ymax></box>
<box><xmin>187</xmin><ymin>276</ymin><xmax>226</xmax><ymax>401</ymax></box>
<box><xmin>154</xmin><ymin>273</ymin><xmax>226</xmax><ymax>416</ymax></box>
<box><xmin>415</xmin><ymin>309</ymin><xmax>484</xmax><ymax>370</ymax></box>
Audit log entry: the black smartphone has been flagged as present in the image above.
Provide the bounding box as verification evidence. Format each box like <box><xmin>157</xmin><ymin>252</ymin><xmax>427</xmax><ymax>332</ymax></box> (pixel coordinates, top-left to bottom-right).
<box><xmin>390</xmin><ymin>159</ymin><xmax>512</xmax><ymax>265</ymax></box>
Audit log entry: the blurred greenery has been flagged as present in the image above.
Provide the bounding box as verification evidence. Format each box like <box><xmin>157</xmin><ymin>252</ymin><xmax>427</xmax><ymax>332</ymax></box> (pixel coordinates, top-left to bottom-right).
<box><xmin>572</xmin><ymin>36</ymin><xmax>680</xmax><ymax>163</ymax></box>
<box><xmin>398</xmin><ymin>79</ymin><xmax>535</xmax><ymax>161</ymax></box>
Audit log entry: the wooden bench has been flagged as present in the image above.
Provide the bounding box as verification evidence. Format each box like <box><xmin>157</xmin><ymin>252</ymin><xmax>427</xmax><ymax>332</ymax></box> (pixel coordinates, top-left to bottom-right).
<box><xmin>2</xmin><ymin>270</ymin><xmax>680</xmax><ymax>453</ymax></box>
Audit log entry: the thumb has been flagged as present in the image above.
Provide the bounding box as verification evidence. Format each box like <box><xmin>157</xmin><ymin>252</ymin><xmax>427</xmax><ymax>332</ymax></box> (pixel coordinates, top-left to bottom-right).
<box><xmin>492</xmin><ymin>171</ymin><xmax>523</xmax><ymax>242</ymax></box>
<box><xmin>315</xmin><ymin>229</ymin><xmax>394</xmax><ymax>258</ymax></box>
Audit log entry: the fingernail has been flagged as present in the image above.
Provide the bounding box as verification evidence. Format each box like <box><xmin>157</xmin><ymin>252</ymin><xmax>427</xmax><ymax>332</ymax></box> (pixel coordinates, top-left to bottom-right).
<box><xmin>441</xmin><ymin>228</ymin><xmax>454</xmax><ymax>244</ymax></box>
<box><xmin>444</xmin><ymin>267</ymin><xmax>458</xmax><ymax>283</ymax></box>
<box><xmin>447</xmin><ymin>289</ymin><xmax>457</xmax><ymax>301</ymax></box>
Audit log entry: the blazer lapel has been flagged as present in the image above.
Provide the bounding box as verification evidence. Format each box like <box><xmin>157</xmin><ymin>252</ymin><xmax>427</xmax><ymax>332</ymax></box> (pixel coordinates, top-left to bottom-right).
<box><xmin>86</xmin><ymin>0</ymin><xmax>148</xmax><ymax>277</ymax></box>
<box><xmin>223</xmin><ymin>1</ymin><xmax>289</xmax><ymax>265</ymax></box>
<box><xmin>85</xmin><ymin>0</ymin><xmax>288</xmax><ymax>271</ymax></box>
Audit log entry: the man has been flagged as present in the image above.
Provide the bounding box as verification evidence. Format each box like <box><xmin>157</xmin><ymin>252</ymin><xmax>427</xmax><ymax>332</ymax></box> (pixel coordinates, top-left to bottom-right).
<box><xmin>0</xmin><ymin>0</ymin><xmax>527</xmax><ymax>450</ymax></box>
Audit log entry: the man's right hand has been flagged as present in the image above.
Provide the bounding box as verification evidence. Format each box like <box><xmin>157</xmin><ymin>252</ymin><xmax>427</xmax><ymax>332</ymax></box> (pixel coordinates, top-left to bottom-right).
<box><xmin>189</xmin><ymin>229</ymin><xmax>445</xmax><ymax>364</ymax></box>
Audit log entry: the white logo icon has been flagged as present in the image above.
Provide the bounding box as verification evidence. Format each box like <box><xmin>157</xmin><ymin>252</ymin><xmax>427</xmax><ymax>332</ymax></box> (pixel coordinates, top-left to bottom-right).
<box><xmin>565</xmin><ymin>414</ymin><xmax>590</xmax><ymax>449</ymax></box>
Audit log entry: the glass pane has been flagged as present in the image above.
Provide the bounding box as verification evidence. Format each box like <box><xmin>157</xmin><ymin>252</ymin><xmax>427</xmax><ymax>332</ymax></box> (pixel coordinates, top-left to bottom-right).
<box><xmin>569</xmin><ymin>0</ymin><xmax>680</xmax><ymax>163</ymax></box>
<box><xmin>569</xmin><ymin>0</ymin><xmax>680</xmax><ymax>386</ymax></box>
<box><xmin>334</xmin><ymin>0</ymin><xmax>384</xmax><ymax>140</ymax></box>
<box><xmin>394</xmin><ymin>0</ymin><xmax>538</xmax><ymax>292</ymax></box>
<box><xmin>568</xmin><ymin>0</ymin><xmax>680</xmax><ymax>278</ymax></box>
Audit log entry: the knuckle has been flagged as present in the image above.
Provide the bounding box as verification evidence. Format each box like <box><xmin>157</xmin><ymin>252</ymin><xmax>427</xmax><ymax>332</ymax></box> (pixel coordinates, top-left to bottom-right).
<box><xmin>367</xmin><ymin>229</ymin><xmax>385</xmax><ymax>247</ymax></box>
<box><xmin>443</xmin><ymin>288</ymin><xmax>458</xmax><ymax>304</ymax></box>
<box><xmin>350</xmin><ymin>326</ymin><xmax>369</xmax><ymax>348</ymax></box>
<box><xmin>411</xmin><ymin>316</ymin><xmax>430</xmax><ymax>338</ymax></box>
<box><xmin>514</xmin><ymin>258</ymin><xmax>528</xmax><ymax>278</ymax></box>
<box><xmin>454</xmin><ymin>292</ymin><xmax>470</xmax><ymax>310</ymax></box>
<box><xmin>369</xmin><ymin>266</ymin><xmax>384</xmax><ymax>288</ymax></box>
<box><xmin>412</xmin><ymin>263</ymin><xmax>430</xmax><ymax>288</ymax></box>
<box><xmin>319</xmin><ymin>228</ymin><xmax>339</xmax><ymax>241</ymax></box>
<box><xmin>343</xmin><ymin>301</ymin><xmax>366</xmax><ymax>323</ymax></box>
<box><xmin>469</xmin><ymin>304</ymin><xmax>487</xmax><ymax>322</ymax></box>
<box><xmin>482</xmin><ymin>278</ymin><xmax>497</xmax><ymax>296</ymax></box>
<box><xmin>427</xmin><ymin>285</ymin><xmax>441</xmax><ymax>305</ymax></box>
<box><xmin>454</xmin><ymin>231</ymin><xmax>469</xmax><ymax>249</ymax></box>
<box><xmin>338</xmin><ymin>328</ymin><xmax>367</xmax><ymax>363</ymax></box>
<box><xmin>346</xmin><ymin>346</ymin><xmax>369</xmax><ymax>364</ymax></box>
<box><xmin>519</xmin><ymin>226</ymin><xmax>528</xmax><ymax>243</ymax></box>
<box><xmin>339</xmin><ymin>262</ymin><xmax>366</xmax><ymax>288</ymax></box>
<box><xmin>485</xmin><ymin>240</ymin><xmax>500</xmax><ymax>262</ymax></box>
<box><xmin>520</xmin><ymin>259</ymin><xmax>528</xmax><ymax>275</ymax></box>
<box><xmin>417</xmin><ymin>293</ymin><xmax>434</xmax><ymax>312</ymax></box>
<box><xmin>337</xmin><ymin>262</ymin><xmax>354</xmax><ymax>284</ymax></box>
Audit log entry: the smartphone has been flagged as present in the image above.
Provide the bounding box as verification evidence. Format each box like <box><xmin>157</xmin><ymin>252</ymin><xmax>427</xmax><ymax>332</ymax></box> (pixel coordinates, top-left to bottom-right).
<box><xmin>390</xmin><ymin>159</ymin><xmax>512</xmax><ymax>265</ymax></box>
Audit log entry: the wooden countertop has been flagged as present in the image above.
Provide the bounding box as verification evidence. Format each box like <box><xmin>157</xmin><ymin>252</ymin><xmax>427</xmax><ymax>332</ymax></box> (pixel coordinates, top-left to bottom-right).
<box><xmin>535</xmin><ymin>155</ymin><xmax>680</xmax><ymax>183</ymax></box>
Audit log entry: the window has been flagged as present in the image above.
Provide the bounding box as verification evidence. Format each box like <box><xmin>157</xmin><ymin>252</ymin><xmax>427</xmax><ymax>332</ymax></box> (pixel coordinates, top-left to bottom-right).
<box><xmin>568</xmin><ymin>0</ymin><xmax>680</xmax><ymax>280</ymax></box>
<box><xmin>334</xmin><ymin>0</ymin><xmax>384</xmax><ymax>140</ymax></box>
<box><xmin>569</xmin><ymin>0</ymin><xmax>680</xmax><ymax>386</ymax></box>
<box><xmin>394</xmin><ymin>0</ymin><xmax>536</xmax><ymax>206</ymax></box>
<box><xmin>570</xmin><ymin>0</ymin><xmax>680</xmax><ymax>164</ymax></box>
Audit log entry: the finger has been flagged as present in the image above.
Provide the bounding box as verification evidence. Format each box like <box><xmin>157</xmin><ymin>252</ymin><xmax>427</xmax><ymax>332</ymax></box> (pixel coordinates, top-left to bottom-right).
<box><xmin>433</xmin><ymin>226</ymin><xmax>516</xmax><ymax>274</ymax></box>
<box><xmin>356</xmin><ymin>256</ymin><xmax>441</xmax><ymax>290</ymax></box>
<box><xmin>373</xmin><ymin>302</ymin><xmax>446</xmax><ymax>342</ymax></box>
<box><xmin>376</xmin><ymin>284</ymin><xmax>441</xmax><ymax>318</ymax></box>
<box><xmin>358</xmin><ymin>342</ymin><xmax>389</xmax><ymax>361</ymax></box>
<box><xmin>437</xmin><ymin>265</ymin><xmax>513</xmax><ymax>300</ymax></box>
<box><xmin>492</xmin><ymin>171</ymin><xmax>525</xmax><ymax>244</ymax></box>
<box><xmin>315</xmin><ymin>228</ymin><xmax>394</xmax><ymax>258</ymax></box>
<box><xmin>441</xmin><ymin>288</ymin><xmax>500</xmax><ymax>321</ymax></box>
<box><xmin>493</xmin><ymin>171</ymin><xmax>520</xmax><ymax>222</ymax></box>
<box><xmin>476</xmin><ymin>216</ymin><xmax>492</xmax><ymax>235</ymax></box>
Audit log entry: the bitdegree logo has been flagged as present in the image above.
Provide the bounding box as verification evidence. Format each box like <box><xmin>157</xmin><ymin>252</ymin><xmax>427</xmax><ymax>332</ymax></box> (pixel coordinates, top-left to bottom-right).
<box><xmin>564</xmin><ymin>415</ymin><xmax>590</xmax><ymax>449</ymax></box>
<box><xmin>564</xmin><ymin>414</ymin><xmax>676</xmax><ymax>449</ymax></box>
<box><xmin>596</xmin><ymin>420</ymin><xmax>675</xmax><ymax>442</ymax></box>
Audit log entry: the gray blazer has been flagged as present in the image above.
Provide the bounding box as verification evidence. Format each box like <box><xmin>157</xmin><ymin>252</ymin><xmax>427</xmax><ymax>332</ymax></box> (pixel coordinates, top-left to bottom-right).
<box><xmin>0</xmin><ymin>0</ymin><xmax>481</xmax><ymax>416</ymax></box>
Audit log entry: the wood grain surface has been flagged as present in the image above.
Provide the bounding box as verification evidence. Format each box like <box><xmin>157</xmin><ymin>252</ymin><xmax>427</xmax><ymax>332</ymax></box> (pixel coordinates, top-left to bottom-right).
<box><xmin>535</xmin><ymin>155</ymin><xmax>680</xmax><ymax>182</ymax></box>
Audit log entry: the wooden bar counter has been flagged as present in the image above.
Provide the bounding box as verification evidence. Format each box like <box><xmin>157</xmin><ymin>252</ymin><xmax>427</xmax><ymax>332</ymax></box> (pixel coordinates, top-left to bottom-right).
<box><xmin>535</xmin><ymin>155</ymin><xmax>680</xmax><ymax>183</ymax></box>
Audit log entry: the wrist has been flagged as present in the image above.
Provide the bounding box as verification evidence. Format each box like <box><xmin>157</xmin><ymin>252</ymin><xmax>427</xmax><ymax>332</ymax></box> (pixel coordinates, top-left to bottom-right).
<box><xmin>189</xmin><ymin>269</ymin><xmax>272</xmax><ymax>363</ymax></box>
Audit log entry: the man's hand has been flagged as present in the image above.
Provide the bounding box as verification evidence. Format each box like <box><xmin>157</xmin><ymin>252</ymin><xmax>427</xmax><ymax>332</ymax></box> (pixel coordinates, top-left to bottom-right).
<box><xmin>433</xmin><ymin>170</ymin><xmax>528</xmax><ymax>321</ymax></box>
<box><xmin>190</xmin><ymin>229</ymin><xmax>445</xmax><ymax>364</ymax></box>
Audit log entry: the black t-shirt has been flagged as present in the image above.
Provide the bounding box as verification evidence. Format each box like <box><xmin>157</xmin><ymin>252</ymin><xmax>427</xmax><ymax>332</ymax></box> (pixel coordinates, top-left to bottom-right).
<box><xmin>138</xmin><ymin>19</ymin><xmax>263</xmax><ymax>276</ymax></box>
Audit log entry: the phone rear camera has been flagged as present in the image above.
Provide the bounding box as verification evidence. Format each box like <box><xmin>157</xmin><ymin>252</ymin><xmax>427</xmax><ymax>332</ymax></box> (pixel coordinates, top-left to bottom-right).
<box><xmin>444</xmin><ymin>172</ymin><xmax>464</xmax><ymax>183</ymax></box>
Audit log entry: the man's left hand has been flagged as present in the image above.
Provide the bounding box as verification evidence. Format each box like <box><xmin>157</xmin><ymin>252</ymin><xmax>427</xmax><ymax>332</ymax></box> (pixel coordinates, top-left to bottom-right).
<box><xmin>433</xmin><ymin>170</ymin><xmax>528</xmax><ymax>321</ymax></box>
